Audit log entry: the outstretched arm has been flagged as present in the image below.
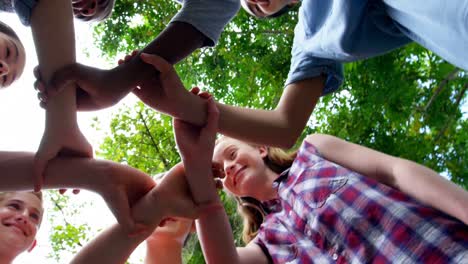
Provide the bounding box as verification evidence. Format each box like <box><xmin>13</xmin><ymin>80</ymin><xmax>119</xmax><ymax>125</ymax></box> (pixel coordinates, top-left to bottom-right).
<box><xmin>71</xmin><ymin>164</ymin><xmax>199</xmax><ymax>264</ymax></box>
<box><xmin>138</xmin><ymin>54</ymin><xmax>325</xmax><ymax>149</ymax></box>
<box><xmin>306</xmin><ymin>134</ymin><xmax>468</xmax><ymax>224</ymax></box>
<box><xmin>30</xmin><ymin>0</ymin><xmax>92</xmax><ymax>191</ymax></box>
<box><xmin>174</xmin><ymin>99</ymin><xmax>268</xmax><ymax>264</ymax></box>
<box><xmin>0</xmin><ymin>151</ymin><xmax>155</xmax><ymax>230</ymax></box>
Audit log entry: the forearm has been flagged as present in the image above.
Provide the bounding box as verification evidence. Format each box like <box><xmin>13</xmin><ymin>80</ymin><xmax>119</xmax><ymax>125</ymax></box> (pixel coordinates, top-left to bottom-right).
<box><xmin>71</xmin><ymin>224</ymin><xmax>148</xmax><ymax>264</ymax></box>
<box><xmin>308</xmin><ymin>134</ymin><xmax>468</xmax><ymax>224</ymax></box>
<box><xmin>392</xmin><ymin>158</ymin><xmax>468</xmax><ymax>224</ymax></box>
<box><xmin>112</xmin><ymin>22</ymin><xmax>206</xmax><ymax>91</ymax></box>
<box><xmin>145</xmin><ymin>239</ymin><xmax>184</xmax><ymax>264</ymax></box>
<box><xmin>0</xmin><ymin>151</ymin><xmax>107</xmax><ymax>191</ymax></box>
<box><xmin>30</xmin><ymin>0</ymin><xmax>77</xmax><ymax>126</ymax></box>
<box><xmin>196</xmin><ymin>209</ymin><xmax>240</xmax><ymax>264</ymax></box>
<box><xmin>183</xmin><ymin>162</ymin><xmax>220</xmax><ymax>205</ymax></box>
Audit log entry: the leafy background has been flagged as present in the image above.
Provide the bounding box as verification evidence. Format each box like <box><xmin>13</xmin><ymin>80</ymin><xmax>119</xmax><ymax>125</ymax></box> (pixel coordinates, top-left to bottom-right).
<box><xmin>46</xmin><ymin>1</ymin><xmax>467</xmax><ymax>263</ymax></box>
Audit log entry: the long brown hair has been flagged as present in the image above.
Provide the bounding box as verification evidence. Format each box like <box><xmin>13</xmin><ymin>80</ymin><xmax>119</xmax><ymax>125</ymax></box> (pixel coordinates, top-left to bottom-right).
<box><xmin>217</xmin><ymin>137</ymin><xmax>297</xmax><ymax>243</ymax></box>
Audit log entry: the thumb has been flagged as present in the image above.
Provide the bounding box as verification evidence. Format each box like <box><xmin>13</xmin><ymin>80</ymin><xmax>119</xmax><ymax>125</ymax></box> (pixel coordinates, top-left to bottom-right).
<box><xmin>49</xmin><ymin>64</ymin><xmax>82</xmax><ymax>96</ymax></box>
<box><xmin>105</xmin><ymin>189</ymin><xmax>135</xmax><ymax>232</ymax></box>
<box><xmin>201</xmin><ymin>98</ymin><xmax>219</xmax><ymax>138</ymax></box>
<box><xmin>140</xmin><ymin>53</ymin><xmax>173</xmax><ymax>77</ymax></box>
<box><xmin>33</xmin><ymin>147</ymin><xmax>58</xmax><ymax>192</ymax></box>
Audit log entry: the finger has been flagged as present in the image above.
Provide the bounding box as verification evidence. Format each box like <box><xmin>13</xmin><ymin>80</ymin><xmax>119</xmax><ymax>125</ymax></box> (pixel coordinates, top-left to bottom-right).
<box><xmin>198</xmin><ymin>91</ymin><xmax>212</xmax><ymax>99</ymax></box>
<box><xmin>33</xmin><ymin>66</ymin><xmax>42</xmax><ymax>83</ymax></box>
<box><xmin>50</xmin><ymin>64</ymin><xmax>82</xmax><ymax>97</ymax></box>
<box><xmin>34</xmin><ymin>80</ymin><xmax>46</xmax><ymax>93</ymax></box>
<box><xmin>202</xmin><ymin>98</ymin><xmax>219</xmax><ymax>135</ymax></box>
<box><xmin>72</xmin><ymin>189</ymin><xmax>80</xmax><ymax>195</ymax></box>
<box><xmin>39</xmin><ymin>101</ymin><xmax>47</xmax><ymax>109</ymax></box>
<box><xmin>118</xmin><ymin>59</ymin><xmax>124</xmax><ymax>65</ymax></box>
<box><xmin>215</xmin><ymin>179</ymin><xmax>224</xmax><ymax>189</ymax></box>
<box><xmin>59</xmin><ymin>189</ymin><xmax>67</xmax><ymax>195</ymax></box>
<box><xmin>140</xmin><ymin>53</ymin><xmax>173</xmax><ymax>76</ymax></box>
<box><xmin>106</xmin><ymin>190</ymin><xmax>135</xmax><ymax>232</ymax></box>
<box><xmin>38</xmin><ymin>92</ymin><xmax>47</xmax><ymax>103</ymax></box>
<box><xmin>124</xmin><ymin>54</ymin><xmax>132</xmax><ymax>62</ymax></box>
<box><xmin>131</xmin><ymin>50</ymin><xmax>139</xmax><ymax>56</ymax></box>
<box><xmin>190</xmin><ymin>87</ymin><xmax>200</xmax><ymax>95</ymax></box>
<box><xmin>33</xmin><ymin>149</ymin><xmax>57</xmax><ymax>192</ymax></box>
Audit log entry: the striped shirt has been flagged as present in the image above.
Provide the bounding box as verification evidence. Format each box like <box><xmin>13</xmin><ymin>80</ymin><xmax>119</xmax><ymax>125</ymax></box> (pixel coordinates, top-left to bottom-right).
<box><xmin>253</xmin><ymin>141</ymin><xmax>468</xmax><ymax>264</ymax></box>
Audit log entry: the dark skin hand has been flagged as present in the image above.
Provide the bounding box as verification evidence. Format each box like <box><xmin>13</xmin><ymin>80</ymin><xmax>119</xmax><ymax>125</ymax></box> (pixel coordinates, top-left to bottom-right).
<box><xmin>47</xmin><ymin>22</ymin><xmax>207</xmax><ymax>111</ymax></box>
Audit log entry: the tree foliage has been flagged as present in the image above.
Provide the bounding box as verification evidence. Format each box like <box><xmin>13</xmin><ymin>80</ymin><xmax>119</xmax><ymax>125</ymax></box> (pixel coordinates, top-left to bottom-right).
<box><xmin>46</xmin><ymin>0</ymin><xmax>466</xmax><ymax>262</ymax></box>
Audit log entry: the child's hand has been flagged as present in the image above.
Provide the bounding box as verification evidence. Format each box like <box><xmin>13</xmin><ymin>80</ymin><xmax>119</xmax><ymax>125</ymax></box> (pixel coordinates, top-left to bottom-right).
<box><xmin>133</xmin><ymin>53</ymin><xmax>191</xmax><ymax>118</ymax></box>
<box><xmin>173</xmin><ymin>96</ymin><xmax>219</xmax><ymax>167</ymax></box>
<box><xmin>131</xmin><ymin>163</ymin><xmax>199</xmax><ymax>231</ymax></box>
<box><xmin>46</xmin><ymin>63</ymin><xmax>128</xmax><ymax>111</ymax></box>
<box><xmin>34</xmin><ymin>124</ymin><xmax>93</xmax><ymax>191</ymax></box>
<box><xmin>34</xmin><ymin>50</ymin><xmax>140</xmax><ymax>108</ymax></box>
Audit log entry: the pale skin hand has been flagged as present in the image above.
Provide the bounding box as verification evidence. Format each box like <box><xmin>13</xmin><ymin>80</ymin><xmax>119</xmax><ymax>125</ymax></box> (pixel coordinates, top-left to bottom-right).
<box><xmin>0</xmin><ymin>151</ymin><xmax>155</xmax><ymax>231</ymax></box>
<box><xmin>43</xmin><ymin>22</ymin><xmax>206</xmax><ymax>111</ymax></box>
<box><xmin>139</xmin><ymin>54</ymin><xmax>325</xmax><ymax>149</ymax></box>
<box><xmin>70</xmin><ymin>164</ymin><xmax>199</xmax><ymax>264</ymax></box>
<box><xmin>30</xmin><ymin>0</ymin><xmax>92</xmax><ymax>192</ymax></box>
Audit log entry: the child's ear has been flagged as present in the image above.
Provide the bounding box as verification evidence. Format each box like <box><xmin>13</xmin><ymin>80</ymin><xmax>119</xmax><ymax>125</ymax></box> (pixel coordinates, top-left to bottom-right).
<box><xmin>27</xmin><ymin>239</ymin><xmax>37</xmax><ymax>252</ymax></box>
<box><xmin>258</xmin><ymin>146</ymin><xmax>268</xmax><ymax>158</ymax></box>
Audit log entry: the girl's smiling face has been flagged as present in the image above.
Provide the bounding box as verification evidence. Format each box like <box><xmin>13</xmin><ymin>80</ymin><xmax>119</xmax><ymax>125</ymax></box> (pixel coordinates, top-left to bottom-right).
<box><xmin>213</xmin><ymin>138</ymin><xmax>270</xmax><ymax>198</ymax></box>
<box><xmin>0</xmin><ymin>32</ymin><xmax>26</xmax><ymax>89</ymax></box>
<box><xmin>241</xmin><ymin>0</ymin><xmax>298</xmax><ymax>18</ymax></box>
<box><xmin>0</xmin><ymin>192</ymin><xmax>43</xmax><ymax>255</ymax></box>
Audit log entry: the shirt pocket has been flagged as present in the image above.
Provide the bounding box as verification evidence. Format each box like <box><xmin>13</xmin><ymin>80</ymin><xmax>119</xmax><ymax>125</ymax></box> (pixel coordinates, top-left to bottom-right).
<box><xmin>301</xmin><ymin>176</ymin><xmax>348</xmax><ymax>208</ymax></box>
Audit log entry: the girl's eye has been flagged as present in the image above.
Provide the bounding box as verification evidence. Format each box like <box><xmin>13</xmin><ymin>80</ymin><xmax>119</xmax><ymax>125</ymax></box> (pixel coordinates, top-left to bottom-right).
<box><xmin>30</xmin><ymin>213</ymin><xmax>40</xmax><ymax>222</ymax></box>
<box><xmin>6</xmin><ymin>47</ymin><xmax>10</xmax><ymax>59</ymax></box>
<box><xmin>230</xmin><ymin>151</ymin><xmax>236</xmax><ymax>159</ymax></box>
<box><xmin>8</xmin><ymin>203</ymin><xmax>20</xmax><ymax>210</ymax></box>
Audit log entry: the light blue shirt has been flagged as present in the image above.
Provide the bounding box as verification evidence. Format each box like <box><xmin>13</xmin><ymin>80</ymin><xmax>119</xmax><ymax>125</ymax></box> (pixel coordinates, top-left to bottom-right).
<box><xmin>286</xmin><ymin>0</ymin><xmax>411</xmax><ymax>95</ymax></box>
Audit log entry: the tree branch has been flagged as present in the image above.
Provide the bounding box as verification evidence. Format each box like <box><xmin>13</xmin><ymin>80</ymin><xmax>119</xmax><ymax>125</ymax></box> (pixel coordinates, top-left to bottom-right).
<box><xmin>435</xmin><ymin>82</ymin><xmax>467</xmax><ymax>141</ymax></box>
<box><xmin>424</xmin><ymin>68</ymin><xmax>460</xmax><ymax>112</ymax></box>
<box><xmin>138</xmin><ymin>111</ymin><xmax>170</xmax><ymax>170</ymax></box>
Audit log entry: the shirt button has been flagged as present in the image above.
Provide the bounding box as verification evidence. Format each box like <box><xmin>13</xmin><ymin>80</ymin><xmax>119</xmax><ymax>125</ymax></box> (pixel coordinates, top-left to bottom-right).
<box><xmin>332</xmin><ymin>253</ymin><xmax>338</xmax><ymax>260</ymax></box>
<box><xmin>289</xmin><ymin>211</ymin><xmax>293</xmax><ymax>217</ymax></box>
<box><xmin>306</xmin><ymin>229</ymin><xmax>312</xmax><ymax>236</ymax></box>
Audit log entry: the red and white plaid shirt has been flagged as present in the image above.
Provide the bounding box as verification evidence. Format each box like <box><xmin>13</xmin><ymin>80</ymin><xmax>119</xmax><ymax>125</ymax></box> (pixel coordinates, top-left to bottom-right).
<box><xmin>253</xmin><ymin>141</ymin><xmax>468</xmax><ymax>264</ymax></box>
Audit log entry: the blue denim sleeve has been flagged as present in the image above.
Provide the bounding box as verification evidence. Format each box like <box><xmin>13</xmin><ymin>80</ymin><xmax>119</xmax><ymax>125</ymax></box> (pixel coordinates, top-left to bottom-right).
<box><xmin>285</xmin><ymin>45</ymin><xmax>344</xmax><ymax>96</ymax></box>
<box><xmin>13</xmin><ymin>0</ymin><xmax>38</xmax><ymax>26</ymax></box>
<box><xmin>171</xmin><ymin>0</ymin><xmax>240</xmax><ymax>47</ymax></box>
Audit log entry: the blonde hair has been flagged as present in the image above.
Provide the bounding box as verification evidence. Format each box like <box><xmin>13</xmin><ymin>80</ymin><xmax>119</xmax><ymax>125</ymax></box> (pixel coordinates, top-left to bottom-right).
<box><xmin>217</xmin><ymin>137</ymin><xmax>297</xmax><ymax>243</ymax></box>
<box><xmin>0</xmin><ymin>191</ymin><xmax>43</xmax><ymax>202</ymax></box>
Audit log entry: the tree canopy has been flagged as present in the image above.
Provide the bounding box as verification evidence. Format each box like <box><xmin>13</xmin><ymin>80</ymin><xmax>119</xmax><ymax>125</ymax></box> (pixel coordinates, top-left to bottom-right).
<box><xmin>46</xmin><ymin>0</ymin><xmax>467</xmax><ymax>262</ymax></box>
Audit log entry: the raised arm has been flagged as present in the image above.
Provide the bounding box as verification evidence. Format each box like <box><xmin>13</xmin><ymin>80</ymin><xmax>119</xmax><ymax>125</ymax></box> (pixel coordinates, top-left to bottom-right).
<box><xmin>137</xmin><ymin>54</ymin><xmax>325</xmax><ymax>149</ymax></box>
<box><xmin>173</xmin><ymin>98</ymin><xmax>270</xmax><ymax>264</ymax></box>
<box><xmin>306</xmin><ymin>134</ymin><xmax>468</xmax><ymax>224</ymax></box>
<box><xmin>30</xmin><ymin>0</ymin><xmax>92</xmax><ymax>191</ymax></box>
<box><xmin>48</xmin><ymin>0</ymin><xmax>240</xmax><ymax>111</ymax></box>
<box><xmin>70</xmin><ymin>163</ymin><xmax>199</xmax><ymax>264</ymax></box>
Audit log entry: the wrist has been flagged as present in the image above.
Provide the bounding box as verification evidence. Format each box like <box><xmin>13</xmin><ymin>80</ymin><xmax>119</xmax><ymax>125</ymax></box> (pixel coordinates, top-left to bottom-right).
<box><xmin>177</xmin><ymin>91</ymin><xmax>206</xmax><ymax>126</ymax></box>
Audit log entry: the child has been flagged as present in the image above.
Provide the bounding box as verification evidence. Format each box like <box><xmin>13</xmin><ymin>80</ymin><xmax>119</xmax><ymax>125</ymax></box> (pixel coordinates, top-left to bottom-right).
<box><xmin>174</xmin><ymin>97</ymin><xmax>468</xmax><ymax>263</ymax></box>
<box><xmin>0</xmin><ymin>190</ymin><xmax>43</xmax><ymax>263</ymax></box>
<box><xmin>0</xmin><ymin>21</ymin><xmax>26</xmax><ymax>88</ymax></box>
